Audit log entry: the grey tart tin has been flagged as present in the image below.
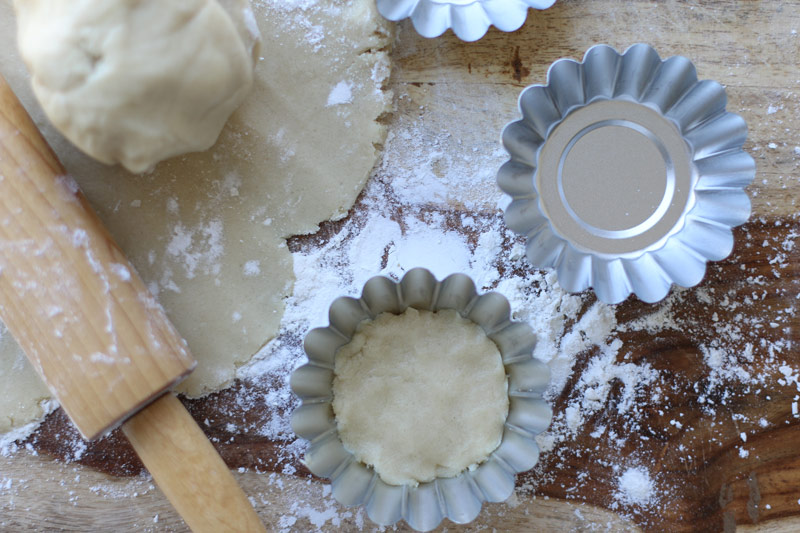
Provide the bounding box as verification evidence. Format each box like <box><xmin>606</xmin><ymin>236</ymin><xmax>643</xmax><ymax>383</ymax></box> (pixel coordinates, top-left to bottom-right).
<box><xmin>376</xmin><ymin>0</ymin><xmax>555</xmax><ymax>42</ymax></box>
<box><xmin>498</xmin><ymin>44</ymin><xmax>756</xmax><ymax>304</ymax></box>
<box><xmin>290</xmin><ymin>268</ymin><xmax>552</xmax><ymax>531</ymax></box>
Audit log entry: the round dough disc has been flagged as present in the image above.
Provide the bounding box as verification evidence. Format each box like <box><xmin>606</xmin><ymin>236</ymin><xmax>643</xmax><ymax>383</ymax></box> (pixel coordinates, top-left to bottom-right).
<box><xmin>333</xmin><ymin>309</ymin><xmax>508</xmax><ymax>486</ymax></box>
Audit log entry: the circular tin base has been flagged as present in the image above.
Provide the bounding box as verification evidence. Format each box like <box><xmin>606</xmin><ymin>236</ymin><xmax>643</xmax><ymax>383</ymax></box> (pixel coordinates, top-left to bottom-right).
<box><xmin>538</xmin><ymin>99</ymin><xmax>694</xmax><ymax>255</ymax></box>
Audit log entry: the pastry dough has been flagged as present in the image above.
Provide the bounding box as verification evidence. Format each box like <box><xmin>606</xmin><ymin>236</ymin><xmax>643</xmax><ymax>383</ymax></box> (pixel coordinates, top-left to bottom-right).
<box><xmin>0</xmin><ymin>0</ymin><xmax>392</xmax><ymax>433</ymax></box>
<box><xmin>14</xmin><ymin>0</ymin><xmax>260</xmax><ymax>173</ymax></box>
<box><xmin>332</xmin><ymin>308</ymin><xmax>508</xmax><ymax>486</ymax></box>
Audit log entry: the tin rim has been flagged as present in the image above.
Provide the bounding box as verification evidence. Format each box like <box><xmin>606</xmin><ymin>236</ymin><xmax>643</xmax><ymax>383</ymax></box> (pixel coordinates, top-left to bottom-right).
<box><xmin>498</xmin><ymin>44</ymin><xmax>756</xmax><ymax>304</ymax></box>
<box><xmin>376</xmin><ymin>0</ymin><xmax>556</xmax><ymax>42</ymax></box>
<box><xmin>290</xmin><ymin>268</ymin><xmax>551</xmax><ymax>531</ymax></box>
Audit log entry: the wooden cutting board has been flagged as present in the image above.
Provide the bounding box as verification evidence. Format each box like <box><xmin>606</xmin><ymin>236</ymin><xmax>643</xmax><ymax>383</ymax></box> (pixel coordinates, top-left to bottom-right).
<box><xmin>2</xmin><ymin>1</ymin><xmax>800</xmax><ymax>531</ymax></box>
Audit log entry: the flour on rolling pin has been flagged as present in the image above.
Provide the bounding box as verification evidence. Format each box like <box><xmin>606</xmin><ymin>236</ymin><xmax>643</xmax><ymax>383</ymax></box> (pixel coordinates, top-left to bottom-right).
<box><xmin>0</xmin><ymin>80</ymin><xmax>197</xmax><ymax>438</ymax></box>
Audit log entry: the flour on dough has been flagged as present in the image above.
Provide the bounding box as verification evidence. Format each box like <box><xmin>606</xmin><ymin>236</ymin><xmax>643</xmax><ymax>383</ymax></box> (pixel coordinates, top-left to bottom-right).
<box><xmin>332</xmin><ymin>308</ymin><xmax>509</xmax><ymax>486</ymax></box>
<box><xmin>0</xmin><ymin>0</ymin><xmax>393</xmax><ymax>433</ymax></box>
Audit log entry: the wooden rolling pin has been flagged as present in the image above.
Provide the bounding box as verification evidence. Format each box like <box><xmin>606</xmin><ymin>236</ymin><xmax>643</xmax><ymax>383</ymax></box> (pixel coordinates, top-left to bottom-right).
<box><xmin>0</xmin><ymin>75</ymin><xmax>266</xmax><ymax>532</ymax></box>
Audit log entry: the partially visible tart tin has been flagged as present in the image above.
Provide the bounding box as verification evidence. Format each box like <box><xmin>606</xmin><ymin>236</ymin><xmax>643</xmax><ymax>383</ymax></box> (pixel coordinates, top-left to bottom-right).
<box><xmin>376</xmin><ymin>0</ymin><xmax>556</xmax><ymax>42</ymax></box>
<box><xmin>498</xmin><ymin>44</ymin><xmax>756</xmax><ymax>304</ymax></box>
<box><xmin>290</xmin><ymin>268</ymin><xmax>551</xmax><ymax>531</ymax></box>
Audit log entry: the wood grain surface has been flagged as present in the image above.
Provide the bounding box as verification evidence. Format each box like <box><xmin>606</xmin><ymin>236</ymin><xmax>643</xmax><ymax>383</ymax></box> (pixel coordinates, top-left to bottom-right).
<box><xmin>3</xmin><ymin>0</ymin><xmax>800</xmax><ymax>532</ymax></box>
<box><xmin>121</xmin><ymin>395</ymin><xmax>266</xmax><ymax>533</ymax></box>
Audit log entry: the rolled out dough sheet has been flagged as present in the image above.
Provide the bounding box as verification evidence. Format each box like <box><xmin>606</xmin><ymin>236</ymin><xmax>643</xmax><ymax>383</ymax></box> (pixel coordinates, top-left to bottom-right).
<box><xmin>0</xmin><ymin>0</ymin><xmax>393</xmax><ymax>433</ymax></box>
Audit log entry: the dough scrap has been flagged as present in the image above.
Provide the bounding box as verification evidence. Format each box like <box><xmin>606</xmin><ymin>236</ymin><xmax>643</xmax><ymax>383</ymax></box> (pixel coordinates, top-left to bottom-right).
<box><xmin>332</xmin><ymin>308</ymin><xmax>509</xmax><ymax>486</ymax></box>
<box><xmin>15</xmin><ymin>0</ymin><xmax>260</xmax><ymax>174</ymax></box>
<box><xmin>0</xmin><ymin>0</ymin><xmax>393</xmax><ymax>433</ymax></box>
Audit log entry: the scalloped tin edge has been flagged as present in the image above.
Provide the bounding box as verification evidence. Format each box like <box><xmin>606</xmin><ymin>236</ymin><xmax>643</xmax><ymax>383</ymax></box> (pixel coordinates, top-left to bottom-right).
<box><xmin>376</xmin><ymin>0</ymin><xmax>556</xmax><ymax>42</ymax></box>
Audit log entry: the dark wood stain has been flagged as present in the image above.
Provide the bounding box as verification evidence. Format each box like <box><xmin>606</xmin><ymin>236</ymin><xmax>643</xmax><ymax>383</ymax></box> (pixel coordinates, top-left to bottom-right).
<box><xmin>510</xmin><ymin>46</ymin><xmax>530</xmax><ymax>83</ymax></box>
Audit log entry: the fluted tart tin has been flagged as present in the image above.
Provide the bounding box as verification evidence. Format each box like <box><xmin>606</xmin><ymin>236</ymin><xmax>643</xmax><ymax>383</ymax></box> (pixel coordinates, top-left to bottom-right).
<box><xmin>376</xmin><ymin>0</ymin><xmax>556</xmax><ymax>42</ymax></box>
<box><xmin>498</xmin><ymin>44</ymin><xmax>755</xmax><ymax>304</ymax></box>
<box><xmin>290</xmin><ymin>268</ymin><xmax>551</xmax><ymax>531</ymax></box>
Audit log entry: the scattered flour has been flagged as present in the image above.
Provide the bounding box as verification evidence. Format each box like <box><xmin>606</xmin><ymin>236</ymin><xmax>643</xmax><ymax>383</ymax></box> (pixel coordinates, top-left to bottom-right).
<box><xmin>326</xmin><ymin>81</ymin><xmax>353</xmax><ymax>107</ymax></box>
<box><xmin>243</xmin><ymin>260</ymin><xmax>262</xmax><ymax>277</ymax></box>
<box><xmin>0</xmin><ymin>399</ymin><xmax>58</xmax><ymax>457</ymax></box>
<box><xmin>164</xmin><ymin>219</ymin><xmax>225</xmax><ymax>281</ymax></box>
<box><xmin>614</xmin><ymin>467</ymin><xmax>655</xmax><ymax>508</ymax></box>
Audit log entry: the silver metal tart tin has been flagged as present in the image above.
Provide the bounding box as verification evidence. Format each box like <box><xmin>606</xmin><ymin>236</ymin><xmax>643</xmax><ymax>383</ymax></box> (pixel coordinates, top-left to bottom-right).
<box><xmin>498</xmin><ymin>44</ymin><xmax>756</xmax><ymax>304</ymax></box>
<box><xmin>290</xmin><ymin>268</ymin><xmax>551</xmax><ymax>531</ymax></box>
<box><xmin>376</xmin><ymin>0</ymin><xmax>556</xmax><ymax>42</ymax></box>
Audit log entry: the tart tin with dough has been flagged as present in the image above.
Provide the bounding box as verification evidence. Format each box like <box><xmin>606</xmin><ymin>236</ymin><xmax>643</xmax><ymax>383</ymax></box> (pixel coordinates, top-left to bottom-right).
<box><xmin>376</xmin><ymin>0</ymin><xmax>555</xmax><ymax>42</ymax></box>
<box><xmin>290</xmin><ymin>268</ymin><xmax>552</xmax><ymax>531</ymax></box>
<box><xmin>498</xmin><ymin>44</ymin><xmax>755</xmax><ymax>304</ymax></box>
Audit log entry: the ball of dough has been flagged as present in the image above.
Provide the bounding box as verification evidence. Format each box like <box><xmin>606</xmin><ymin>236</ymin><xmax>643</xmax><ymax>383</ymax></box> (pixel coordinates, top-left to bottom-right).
<box><xmin>14</xmin><ymin>0</ymin><xmax>260</xmax><ymax>173</ymax></box>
